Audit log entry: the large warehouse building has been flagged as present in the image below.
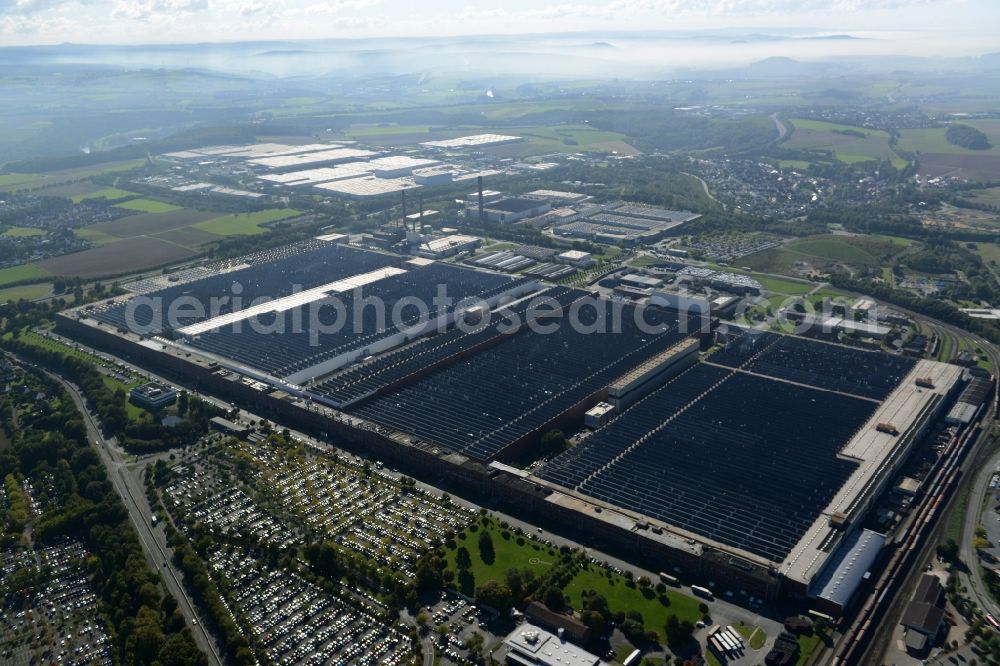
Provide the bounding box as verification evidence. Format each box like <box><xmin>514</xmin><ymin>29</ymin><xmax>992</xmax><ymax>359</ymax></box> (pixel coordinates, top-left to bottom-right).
<box><xmin>57</xmin><ymin>239</ymin><xmax>975</xmax><ymax>609</ymax></box>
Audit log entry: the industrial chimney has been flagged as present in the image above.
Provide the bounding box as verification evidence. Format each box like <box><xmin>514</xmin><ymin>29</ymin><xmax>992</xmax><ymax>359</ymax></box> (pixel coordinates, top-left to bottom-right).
<box><xmin>477</xmin><ymin>175</ymin><xmax>484</xmax><ymax>222</ymax></box>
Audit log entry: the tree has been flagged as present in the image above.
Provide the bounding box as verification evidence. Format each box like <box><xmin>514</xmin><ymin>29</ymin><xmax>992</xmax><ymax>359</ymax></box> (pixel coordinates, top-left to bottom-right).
<box><xmin>543</xmin><ymin>587</ymin><xmax>565</xmax><ymax>612</ymax></box>
<box><xmin>478</xmin><ymin>530</ymin><xmax>495</xmax><ymax>565</ymax></box>
<box><xmin>540</xmin><ymin>429</ymin><xmax>568</xmax><ymax>455</ymax></box>
<box><xmin>475</xmin><ymin>580</ymin><xmax>513</xmax><ymax>611</ymax></box>
<box><xmin>664</xmin><ymin>615</ymin><xmax>695</xmax><ymax>648</ymax></box>
<box><xmin>937</xmin><ymin>538</ymin><xmax>959</xmax><ymax>561</ymax></box>
<box><xmin>456</xmin><ymin>546</ymin><xmax>472</xmax><ymax>571</ymax></box>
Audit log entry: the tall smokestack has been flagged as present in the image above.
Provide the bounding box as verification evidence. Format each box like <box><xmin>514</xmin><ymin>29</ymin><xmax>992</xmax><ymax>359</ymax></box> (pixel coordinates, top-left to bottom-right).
<box><xmin>418</xmin><ymin>192</ymin><xmax>424</xmax><ymax>228</ymax></box>
<box><xmin>401</xmin><ymin>190</ymin><xmax>407</xmax><ymax>228</ymax></box>
<box><xmin>477</xmin><ymin>175</ymin><xmax>484</xmax><ymax>222</ymax></box>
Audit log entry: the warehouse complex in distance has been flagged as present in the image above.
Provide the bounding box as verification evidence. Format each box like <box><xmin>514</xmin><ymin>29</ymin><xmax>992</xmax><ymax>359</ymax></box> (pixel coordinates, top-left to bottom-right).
<box><xmin>57</xmin><ymin>237</ymin><xmax>984</xmax><ymax>613</ymax></box>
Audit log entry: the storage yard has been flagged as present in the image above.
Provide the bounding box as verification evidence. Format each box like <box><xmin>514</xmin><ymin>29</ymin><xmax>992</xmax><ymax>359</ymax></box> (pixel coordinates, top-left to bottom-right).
<box><xmin>56</xmin><ymin>237</ymin><xmax>986</xmax><ymax>612</ymax></box>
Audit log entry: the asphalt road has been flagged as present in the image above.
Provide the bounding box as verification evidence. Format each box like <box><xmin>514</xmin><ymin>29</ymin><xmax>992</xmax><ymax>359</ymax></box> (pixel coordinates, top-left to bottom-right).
<box><xmin>47</xmin><ymin>370</ymin><xmax>225</xmax><ymax>666</ymax></box>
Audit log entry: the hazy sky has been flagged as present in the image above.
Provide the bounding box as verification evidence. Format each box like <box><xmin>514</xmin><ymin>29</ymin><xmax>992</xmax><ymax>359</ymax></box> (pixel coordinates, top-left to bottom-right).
<box><xmin>0</xmin><ymin>0</ymin><xmax>998</xmax><ymax>52</ymax></box>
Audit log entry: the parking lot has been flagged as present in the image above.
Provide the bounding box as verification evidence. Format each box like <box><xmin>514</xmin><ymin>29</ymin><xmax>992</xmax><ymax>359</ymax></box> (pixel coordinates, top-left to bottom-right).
<box><xmin>165</xmin><ymin>438</ymin><xmax>477</xmax><ymax>582</ymax></box>
<box><xmin>209</xmin><ymin>546</ymin><xmax>412</xmax><ymax>666</ymax></box>
<box><xmin>0</xmin><ymin>538</ymin><xmax>113</xmax><ymax>665</ymax></box>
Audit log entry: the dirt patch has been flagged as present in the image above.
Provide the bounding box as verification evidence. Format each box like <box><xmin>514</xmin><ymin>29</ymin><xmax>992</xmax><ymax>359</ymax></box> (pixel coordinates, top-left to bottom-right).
<box><xmin>589</xmin><ymin>140</ymin><xmax>641</xmax><ymax>156</ymax></box>
<box><xmin>38</xmin><ymin>236</ymin><xmax>196</xmax><ymax>278</ymax></box>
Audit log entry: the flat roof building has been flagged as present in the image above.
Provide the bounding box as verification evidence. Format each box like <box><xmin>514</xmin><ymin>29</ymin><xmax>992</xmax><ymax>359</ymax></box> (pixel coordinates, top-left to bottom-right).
<box><xmin>502</xmin><ymin>622</ymin><xmax>607</xmax><ymax>666</ymax></box>
<box><xmin>129</xmin><ymin>382</ymin><xmax>177</xmax><ymax>409</ymax></box>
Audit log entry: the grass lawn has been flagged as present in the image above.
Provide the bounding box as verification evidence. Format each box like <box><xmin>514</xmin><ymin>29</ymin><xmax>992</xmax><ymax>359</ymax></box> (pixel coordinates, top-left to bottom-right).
<box><xmin>194</xmin><ymin>209</ymin><xmax>302</xmax><ymax>236</ymax></box>
<box><xmin>2</xmin><ymin>226</ymin><xmax>46</xmax><ymax>238</ymax></box>
<box><xmin>787</xmin><ymin>238</ymin><xmax>878</xmax><ymax>265</ymax></box>
<box><xmin>0</xmin><ymin>284</ymin><xmax>51</xmax><ymax>302</ymax></box>
<box><xmin>796</xmin><ymin>632</ymin><xmax>825</xmax><ymax>665</ymax></box>
<box><xmin>734</xmin><ymin>622</ymin><xmax>766</xmax><ymax>649</ymax></box>
<box><xmin>114</xmin><ymin>198</ymin><xmax>181</xmax><ymax>213</ymax></box>
<box><xmin>563</xmin><ymin>564</ymin><xmax>703</xmax><ymax>642</ymax></box>
<box><xmin>444</xmin><ymin>522</ymin><xmax>556</xmax><ymax>587</ymax></box>
<box><xmin>756</xmin><ymin>275</ymin><xmax>815</xmax><ymax>296</ymax></box>
<box><xmin>71</xmin><ymin>187</ymin><xmax>139</xmax><ymax>203</ymax></box>
<box><xmin>0</xmin><ymin>263</ymin><xmax>50</xmax><ymax>287</ymax></box>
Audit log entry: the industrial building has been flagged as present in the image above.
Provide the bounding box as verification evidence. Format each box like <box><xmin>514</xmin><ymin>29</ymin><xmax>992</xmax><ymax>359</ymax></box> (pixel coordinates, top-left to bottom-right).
<box><xmin>129</xmin><ymin>382</ymin><xmax>177</xmax><ymax>409</ymax></box>
<box><xmin>469</xmin><ymin>197</ymin><xmax>552</xmax><ymax>224</ymax></box>
<box><xmin>56</xmin><ymin>238</ymin><xmax>977</xmax><ymax>612</ymax></box>
<box><xmin>421</xmin><ymin>134</ymin><xmax>523</xmax><ymax>149</ymax></box>
<box><xmin>502</xmin><ymin>623</ymin><xmax>608</xmax><ymax>666</ymax></box>
<box><xmin>553</xmin><ymin>202</ymin><xmax>700</xmax><ymax>246</ymax></box>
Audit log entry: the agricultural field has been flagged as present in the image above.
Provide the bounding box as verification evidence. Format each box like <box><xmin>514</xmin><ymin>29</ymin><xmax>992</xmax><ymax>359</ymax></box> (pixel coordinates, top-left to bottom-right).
<box><xmin>113</xmin><ymin>197</ymin><xmax>181</xmax><ymax>213</ymax></box>
<box><xmin>193</xmin><ymin>208</ymin><xmax>303</xmax><ymax>236</ymax></box>
<box><xmin>1</xmin><ymin>226</ymin><xmax>46</xmax><ymax>237</ymax></box>
<box><xmin>784</xmin><ymin>118</ymin><xmax>906</xmax><ymax>169</ymax></box>
<box><xmin>39</xmin><ymin>236</ymin><xmax>197</xmax><ymax>277</ymax></box>
<box><xmin>71</xmin><ymin>186</ymin><xmax>140</xmax><ymax>203</ymax></box>
<box><xmin>962</xmin><ymin>187</ymin><xmax>1000</xmax><ymax>207</ymax></box>
<box><xmin>898</xmin><ymin>120</ymin><xmax>1000</xmax><ymax>181</ymax></box>
<box><xmin>0</xmin><ymin>263</ymin><xmax>50</xmax><ymax>288</ymax></box>
<box><xmin>0</xmin><ymin>159</ymin><xmax>144</xmax><ymax>192</ymax></box>
<box><xmin>972</xmin><ymin>242</ymin><xmax>1000</xmax><ymax>267</ymax></box>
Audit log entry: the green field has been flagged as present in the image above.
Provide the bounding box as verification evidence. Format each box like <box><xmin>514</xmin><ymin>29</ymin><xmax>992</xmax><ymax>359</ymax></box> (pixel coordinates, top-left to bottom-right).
<box><xmin>562</xmin><ymin>566</ymin><xmax>703</xmax><ymax>642</ymax></box>
<box><xmin>193</xmin><ymin>209</ymin><xmax>302</xmax><ymax>236</ymax></box>
<box><xmin>0</xmin><ymin>263</ymin><xmax>50</xmax><ymax>287</ymax></box>
<box><xmin>72</xmin><ymin>187</ymin><xmax>140</xmax><ymax>203</ymax></box>
<box><xmin>74</xmin><ymin>227</ymin><xmax>121</xmax><ymax>245</ymax></box>
<box><xmin>965</xmin><ymin>187</ymin><xmax>1000</xmax><ymax>207</ymax></box>
<box><xmin>972</xmin><ymin>242</ymin><xmax>1000</xmax><ymax>266</ymax></box>
<box><xmin>443</xmin><ymin>523</ymin><xmax>556</xmax><ymax>586</ymax></box>
<box><xmin>0</xmin><ymin>173</ymin><xmax>46</xmax><ymax>190</ymax></box>
<box><xmin>785</xmin><ymin>118</ymin><xmax>906</xmax><ymax>168</ymax></box>
<box><xmin>0</xmin><ymin>284</ymin><xmax>51</xmax><ymax>302</ymax></box>
<box><xmin>2</xmin><ymin>226</ymin><xmax>46</xmax><ymax>238</ymax></box>
<box><xmin>114</xmin><ymin>198</ymin><xmax>181</xmax><ymax>213</ymax></box>
<box><xmin>898</xmin><ymin>120</ymin><xmax>1000</xmax><ymax>156</ymax></box>
<box><xmin>755</xmin><ymin>275</ymin><xmax>816</xmax><ymax>296</ymax></box>
<box><xmin>742</xmin><ymin>234</ymin><xmax>912</xmax><ymax>278</ymax></box>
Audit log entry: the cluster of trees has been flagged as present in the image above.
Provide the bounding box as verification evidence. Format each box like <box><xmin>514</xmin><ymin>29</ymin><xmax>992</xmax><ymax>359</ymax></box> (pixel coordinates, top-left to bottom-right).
<box><xmin>0</xmin><ymin>363</ymin><xmax>205</xmax><ymax>665</ymax></box>
<box><xmin>164</xmin><ymin>524</ymin><xmax>255</xmax><ymax>665</ymax></box>
<box><xmin>946</xmin><ymin>124</ymin><xmax>992</xmax><ymax>151</ymax></box>
<box><xmin>4</xmin><ymin>335</ymin><xmax>129</xmax><ymax>432</ymax></box>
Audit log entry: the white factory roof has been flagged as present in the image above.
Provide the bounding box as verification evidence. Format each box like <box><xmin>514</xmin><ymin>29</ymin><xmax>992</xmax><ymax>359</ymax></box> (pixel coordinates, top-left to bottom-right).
<box><xmin>421</xmin><ymin>133</ymin><xmax>522</xmax><ymax>149</ymax></box>
<box><xmin>165</xmin><ymin>143</ymin><xmax>337</xmax><ymax>160</ymax></box>
<box><xmin>259</xmin><ymin>163</ymin><xmax>374</xmax><ymax>186</ymax></box>
<box><xmin>314</xmin><ymin>176</ymin><xmax>421</xmax><ymax>197</ymax></box>
<box><xmin>961</xmin><ymin>308</ymin><xmax>1000</xmax><ymax>320</ymax></box>
<box><xmin>419</xmin><ymin>235</ymin><xmax>479</xmax><ymax>253</ymax></box>
<box><xmin>810</xmin><ymin>528</ymin><xmax>886</xmax><ymax>608</ymax></box>
<box><xmin>503</xmin><ymin>623</ymin><xmax>606</xmax><ymax>666</ymax></box>
<box><xmin>367</xmin><ymin>155</ymin><xmax>441</xmax><ymax>171</ymax></box>
<box><xmin>558</xmin><ymin>250</ymin><xmax>592</xmax><ymax>261</ymax></box>
<box><xmin>177</xmin><ymin>267</ymin><xmax>407</xmax><ymax>336</ymax></box>
<box><xmin>782</xmin><ymin>359</ymin><xmax>963</xmax><ymax>585</ymax></box>
<box><xmin>249</xmin><ymin>148</ymin><xmax>379</xmax><ymax>170</ymax></box>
